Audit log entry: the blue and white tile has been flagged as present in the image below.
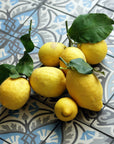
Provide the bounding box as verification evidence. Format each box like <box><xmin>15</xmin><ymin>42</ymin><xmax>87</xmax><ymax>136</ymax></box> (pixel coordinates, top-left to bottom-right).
<box><xmin>0</xmin><ymin>0</ymin><xmax>47</xmax><ymax>36</ymax></box>
<box><xmin>15</xmin><ymin>5</ymin><xmax>75</xmax><ymax>44</ymax></box>
<box><xmin>0</xmin><ymin>36</ymin><xmax>24</xmax><ymax>65</ymax></box>
<box><xmin>75</xmin><ymin>107</ymin><xmax>100</xmax><ymax>126</ymax></box>
<box><xmin>48</xmin><ymin>120</ymin><xmax>113</xmax><ymax>144</ymax></box>
<box><xmin>92</xmin><ymin>54</ymin><xmax>114</xmax><ymax>104</ymax></box>
<box><xmin>0</xmin><ymin>97</ymin><xmax>59</xmax><ymax>144</ymax></box>
<box><xmin>45</xmin><ymin>0</ymin><xmax>99</xmax><ymax>17</ymax></box>
<box><xmin>92</xmin><ymin>106</ymin><xmax>114</xmax><ymax>138</ymax></box>
<box><xmin>98</xmin><ymin>0</ymin><xmax>114</xmax><ymax>11</ymax></box>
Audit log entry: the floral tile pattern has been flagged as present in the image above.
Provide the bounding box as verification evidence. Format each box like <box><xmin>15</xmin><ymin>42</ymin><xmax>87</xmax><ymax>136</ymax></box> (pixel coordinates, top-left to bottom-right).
<box><xmin>92</xmin><ymin>106</ymin><xmax>114</xmax><ymax>138</ymax></box>
<box><xmin>0</xmin><ymin>0</ymin><xmax>114</xmax><ymax>144</ymax></box>
<box><xmin>45</xmin><ymin>0</ymin><xmax>99</xmax><ymax>17</ymax></box>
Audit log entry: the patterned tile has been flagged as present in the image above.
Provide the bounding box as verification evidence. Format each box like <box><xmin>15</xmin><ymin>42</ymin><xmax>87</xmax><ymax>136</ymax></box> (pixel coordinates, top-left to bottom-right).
<box><xmin>91</xmin><ymin>57</ymin><xmax>114</xmax><ymax>104</ymax></box>
<box><xmin>45</xmin><ymin>0</ymin><xmax>99</xmax><ymax>17</ymax></box>
<box><xmin>47</xmin><ymin>120</ymin><xmax>113</xmax><ymax>144</ymax></box>
<box><xmin>92</xmin><ymin>106</ymin><xmax>114</xmax><ymax>138</ymax></box>
<box><xmin>14</xmin><ymin>5</ymin><xmax>75</xmax><ymax>43</ymax></box>
<box><xmin>0</xmin><ymin>97</ymin><xmax>58</xmax><ymax>144</ymax></box>
<box><xmin>98</xmin><ymin>0</ymin><xmax>114</xmax><ymax>11</ymax></box>
<box><xmin>75</xmin><ymin>107</ymin><xmax>101</xmax><ymax>126</ymax></box>
<box><xmin>107</xmin><ymin>94</ymin><xmax>114</xmax><ymax>109</ymax></box>
<box><xmin>0</xmin><ymin>0</ymin><xmax>47</xmax><ymax>35</ymax></box>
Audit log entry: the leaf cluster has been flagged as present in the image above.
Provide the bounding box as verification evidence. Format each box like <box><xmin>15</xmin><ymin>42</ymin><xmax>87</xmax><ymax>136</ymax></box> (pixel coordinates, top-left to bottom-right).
<box><xmin>0</xmin><ymin>20</ymin><xmax>34</xmax><ymax>84</ymax></box>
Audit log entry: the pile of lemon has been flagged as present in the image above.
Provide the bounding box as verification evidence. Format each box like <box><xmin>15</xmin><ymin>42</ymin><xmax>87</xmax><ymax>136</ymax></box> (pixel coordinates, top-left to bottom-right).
<box><xmin>0</xmin><ymin>41</ymin><xmax>107</xmax><ymax>122</ymax></box>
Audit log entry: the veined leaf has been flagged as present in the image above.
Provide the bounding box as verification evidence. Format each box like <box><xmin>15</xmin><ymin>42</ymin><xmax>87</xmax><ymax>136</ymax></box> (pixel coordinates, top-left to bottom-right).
<box><xmin>68</xmin><ymin>13</ymin><xmax>114</xmax><ymax>43</ymax></box>
<box><xmin>59</xmin><ymin>57</ymin><xmax>93</xmax><ymax>74</ymax></box>
<box><xmin>20</xmin><ymin>34</ymin><xmax>34</xmax><ymax>53</ymax></box>
<box><xmin>16</xmin><ymin>51</ymin><xmax>33</xmax><ymax>77</ymax></box>
<box><xmin>0</xmin><ymin>64</ymin><xmax>20</xmax><ymax>84</ymax></box>
<box><xmin>68</xmin><ymin>58</ymin><xmax>93</xmax><ymax>74</ymax></box>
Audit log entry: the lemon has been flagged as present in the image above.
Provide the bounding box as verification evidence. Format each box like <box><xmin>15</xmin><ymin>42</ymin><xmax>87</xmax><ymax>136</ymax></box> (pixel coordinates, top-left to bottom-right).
<box><xmin>78</xmin><ymin>40</ymin><xmax>107</xmax><ymax>65</ymax></box>
<box><xmin>54</xmin><ymin>97</ymin><xmax>78</xmax><ymax>121</ymax></box>
<box><xmin>38</xmin><ymin>42</ymin><xmax>66</xmax><ymax>66</ymax></box>
<box><xmin>0</xmin><ymin>77</ymin><xmax>31</xmax><ymax>110</ymax></box>
<box><xmin>66</xmin><ymin>70</ymin><xmax>103</xmax><ymax>111</ymax></box>
<box><xmin>30</xmin><ymin>67</ymin><xmax>66</xmax><ymax>97</ymax></box>
<box><xmin>60</xmin><ymin>47</ymin><xmax>86</xmax><ymax>74</ymax></box>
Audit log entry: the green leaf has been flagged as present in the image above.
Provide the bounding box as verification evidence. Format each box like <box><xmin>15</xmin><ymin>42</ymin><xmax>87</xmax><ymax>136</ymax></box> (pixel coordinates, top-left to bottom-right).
<box><xmin>9</xmin><ymin>67</ymin><xmax>21</xmax><ymax>79</ymax></box>
<box><xmin>0</xmin><ymin>64</ymin><xmax>21</xmax><ymax>84</ymax></box>
<box><xmin>20</xmin><ymin>34</ymin><xmax>34</xmax><ymax>53</ymax></box>
<box><xmin>68</xmin><ymin>13</ymin><xmax>114</xmax><ymax>43</ymax></box>
<box><xmin>16</xmin><ymin>52</ymin><xmax>33</xmax><ymax>77</ymax></box>
<box><xmin>20</xmin><ymin>20</ymin><xmax>34</xmax><ymax>52</ymax></box>
<box><xmin>59</xmin><ymin>57</ymin><xmax>93</xmax><ymax>74</ymax></box>
<box><xmin>68</xmin><ymin>58</ymin><xmax>93</xmax><ymax>74</ymax></box>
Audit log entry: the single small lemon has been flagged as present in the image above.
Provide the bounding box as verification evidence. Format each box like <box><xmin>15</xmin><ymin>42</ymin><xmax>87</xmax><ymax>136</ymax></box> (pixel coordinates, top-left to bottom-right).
<box><xmin>38</xmin><ymin>42</ymin><xmax>66</xmax><ymax>66</ymax></box>
<box><xmin>30</xmin><ymin>67</ymin><xmax>66</xmax><ymax>97</ymax></box>
<box><xmin>66</xmin><ymin>70</ymin><xmax>103</xmax><ymax>111</ymax></box>
<box><xmin>54</xmin><ymin>97</ymin><xmax>78</xmax><ymax>121</ymax></box>
<box><xmin>0</xmin><ymin>77</ymin><xmax>31</xmax><ymax>110</ymax></box>
<box><xmin>60</xmin><ymin>47</ymin><xmax>86</xmax><ymax>74</ymax></box>
<box><xmin>78</xmin><ymin>40</ymin><xmax>107</xmax><ymax>65</ymax></box>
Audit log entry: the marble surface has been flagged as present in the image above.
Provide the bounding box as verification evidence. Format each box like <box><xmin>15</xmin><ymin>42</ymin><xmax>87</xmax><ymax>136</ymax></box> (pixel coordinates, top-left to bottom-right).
<box><xmin>0</xmin><ymin>0</ymin><xmax>114</xmax><ymax>143</ymax></box>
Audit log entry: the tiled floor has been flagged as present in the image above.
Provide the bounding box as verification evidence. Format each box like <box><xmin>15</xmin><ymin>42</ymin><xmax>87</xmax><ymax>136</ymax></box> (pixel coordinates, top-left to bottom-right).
<box><xmin>0</xmin><ymin>0</ymin><xmax>114</xmax><ymax>143</ymax></box>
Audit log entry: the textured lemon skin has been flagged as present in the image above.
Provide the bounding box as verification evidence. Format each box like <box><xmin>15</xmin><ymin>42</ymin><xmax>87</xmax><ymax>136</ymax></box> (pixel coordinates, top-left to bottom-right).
<box><xmin>38</xmin><ymin>42</ymin><xmax>66</xmax><ymax>66</ymax></box>
<box><xmin>60</xmin><ymin>47</ymin><xmax>86</xmax><ymax>74</ymax></box>
<box><xmin>30</xmin><ymin>67</ymin><xmax>66</xmax><ymax>97</ymax></box>
<box><xmin>78</xmin><ymin>40</ymin><xmax>107</xmax><ymax>65</ymax></box>
<box><xmin>0</xmin><ymin>77</ymin><xmax>31</xmax><ymax>110</ymax></box>
<box><xmin>54</xmin><ymin>97</ymin><xmax>78</xmax><ymax>121</ymax></box>
<box><xmin>66</xmin><ymin>70</ymin><xmax>103</xmax><ymax>111</ymax></box>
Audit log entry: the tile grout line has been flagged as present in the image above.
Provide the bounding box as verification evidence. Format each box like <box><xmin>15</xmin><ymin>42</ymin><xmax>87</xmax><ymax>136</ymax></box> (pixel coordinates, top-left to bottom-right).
<box><xmin>76</xmin><ymin>116</ymin><xmax>114</xmax><ymax>139</ymax></box>
<box><xmin>0</xmin><ymin>0</ymin><xmax>47</xmax><ymax>39</ymax></box>
<box><xmin>106</xmin><ymin>93</ymin><xmax>114</xmax><ymax>103</ymax></box>
<box><xmin>106</xmin><ymin>53</ymin><xmax>114</xmax><ymax>58</ymax></box>
<box><xmin>97</xmin><ymin>3</ymin><xmax>114</xmax><ymax>12</ymax></box>
<box><xmin>40</xmin><ymin>121</ymin><xmax>61</xmax><ymax>144</ymax></box>
<box><xmin>0</xmin><ymin>137</ymin><xmax>11</xmax><ymax>144</ymax></box>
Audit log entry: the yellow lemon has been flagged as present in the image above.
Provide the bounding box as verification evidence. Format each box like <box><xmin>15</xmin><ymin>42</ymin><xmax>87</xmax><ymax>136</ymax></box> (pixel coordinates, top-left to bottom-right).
<box><xmin>30</xmin><ymin>67</ymin><xmax>66</xmax><ymax>97</ymax></box>
<box><xmin>0</xmin><ymin>77</ymin><xmax>31</xmax><ymax>110</ymax></box>
<box><xmin>54</xmin><ymin>97</ymin><xmax>78</xmax><ymax>121</ymax></box>
<box><xmin>78</xmin><ymin>40</ymin><xmax>107</xmax><ymax>65</ymax></box>
<box><xmin>66</xmin><ymin>70</ymin><xmax>103</xmax><ymax>111</ymax></box>
<box><xmin>60</xmin><ymin>47</ymin><xmax>86</xmax><ymax>74</ymax></box>
<box><xmin>38</xmin><ymin>42</ymin><xmax>66</xmax><ymax>66</ymax></box>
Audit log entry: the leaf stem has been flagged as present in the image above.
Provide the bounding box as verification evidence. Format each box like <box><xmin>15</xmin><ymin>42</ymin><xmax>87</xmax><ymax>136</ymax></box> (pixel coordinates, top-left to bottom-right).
<box><xmin>29</xmin><ymin>20</ymin><xmax>32</xmax><ymax>36</ymax></box>
<box><xmin>59</xmin><ymin>57</ymin><xmax>68</xmax><ymax>66</ymax></box>
<box><xmin>65</xmin><ymin>21</ymin><xmax>74</xmax><ymax>47</ymax></box>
